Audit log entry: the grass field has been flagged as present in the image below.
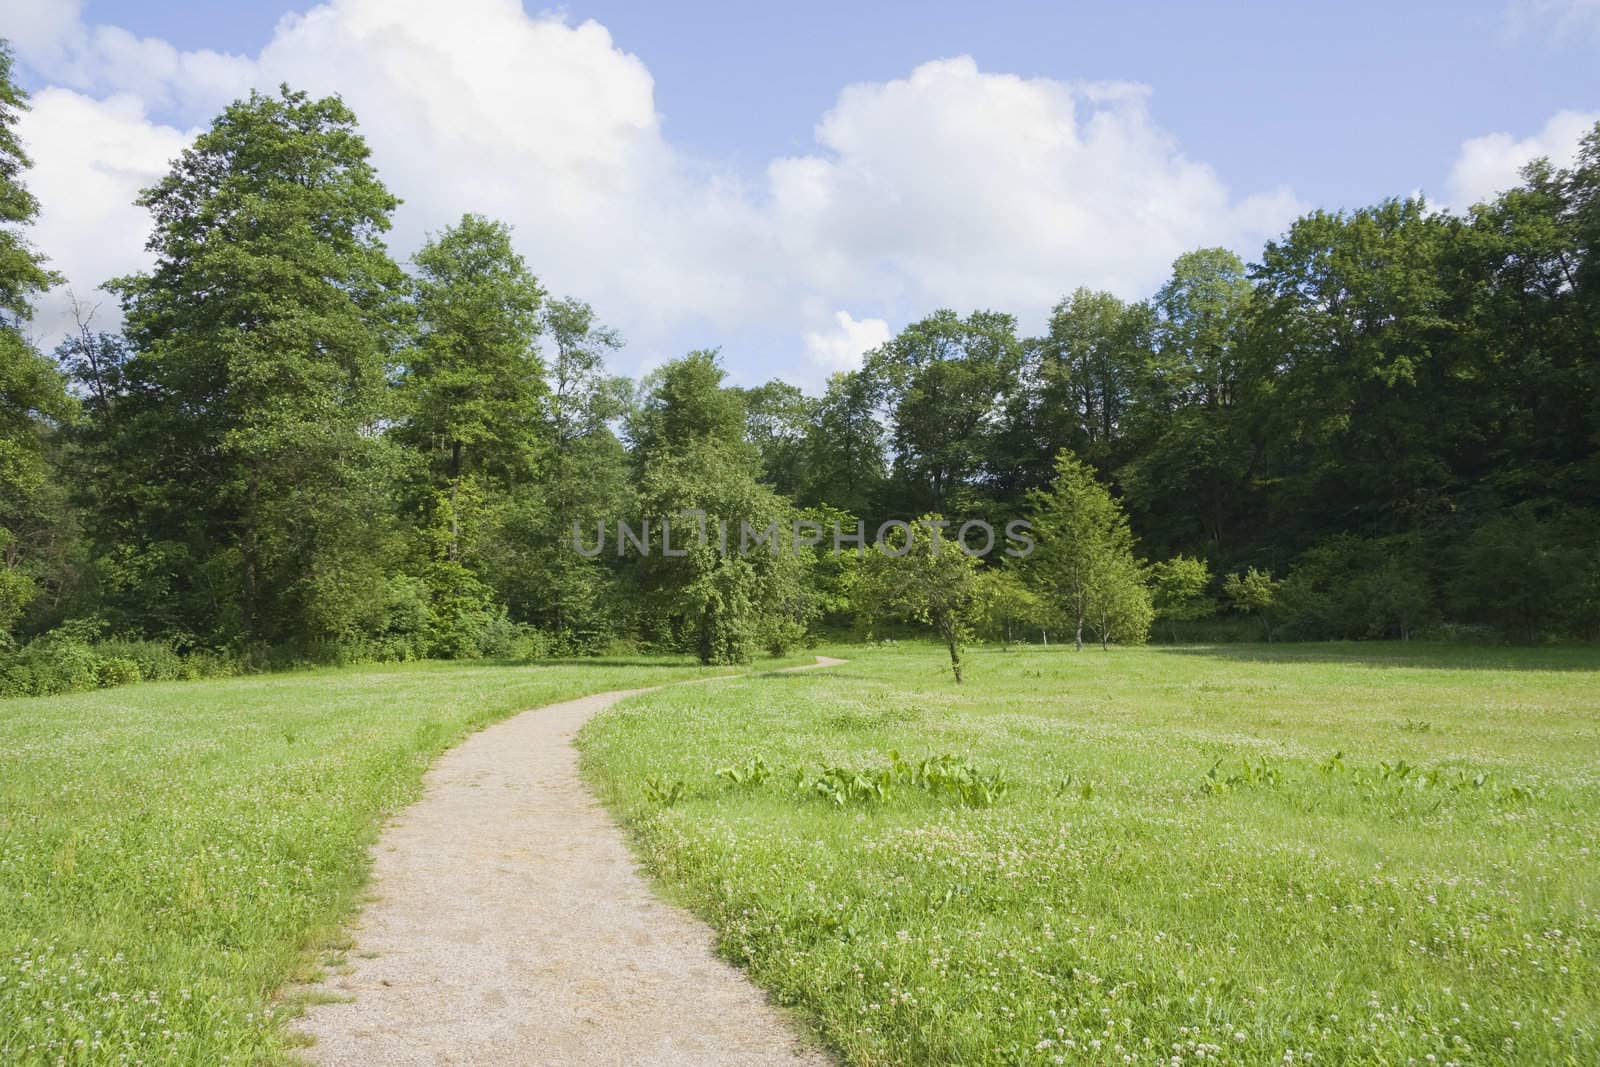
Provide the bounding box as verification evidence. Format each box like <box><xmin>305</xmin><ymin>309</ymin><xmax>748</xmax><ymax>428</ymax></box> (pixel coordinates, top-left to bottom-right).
<box><xmin>0</xmin><ymin>655</ymin><xmax>789</xmax><ymax>1065</ymax></box>
<box><xmin>580</xmin><ymin>643</ymin><xmax>1600</xmax><ymax>1065</ymax></box>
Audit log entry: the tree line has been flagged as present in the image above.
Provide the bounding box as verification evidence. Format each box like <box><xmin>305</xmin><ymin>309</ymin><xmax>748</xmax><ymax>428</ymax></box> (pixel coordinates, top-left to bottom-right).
<box><xmin>1</xmin><ymin>53</ymin><xmax>1596</xmax><ymax>693</ymax></box>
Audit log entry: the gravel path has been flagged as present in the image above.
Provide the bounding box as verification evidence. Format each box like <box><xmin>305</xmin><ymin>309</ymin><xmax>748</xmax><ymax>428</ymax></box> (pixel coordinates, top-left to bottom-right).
<box><xmin>291</xmin><ymin>657</ymin><xmax>844</xmax><ymax>1066</ymax></box>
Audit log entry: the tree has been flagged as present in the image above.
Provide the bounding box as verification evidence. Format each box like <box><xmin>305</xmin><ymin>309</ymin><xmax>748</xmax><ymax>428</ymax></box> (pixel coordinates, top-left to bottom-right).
<box><xmin>97</xmin><ymin>86</ymin><xmax>411</xmax><ymax>648</ymax></box>
<box><xmin>1086</xmin><ymin>554</ymin><xmax>1153</xmax><ymax>650</ymax></box>
<box><xmin>975</xmin><ymin>567</ymin><xmax>1041</xmax><ymax>648</ymax></box>
<box><xmin>631</xmin><ymin>352</ymin><xmax>816</xmax><ymax>663</ymax></box>
<box><xmin>801</xmin><ymin>369</ymin><xmax>886</xmax><ymax>520</ymax></box>
<box><xmin>0</xmin><ymin>43</ymin><xmax>56</xmax><ymax>317</ymax></box>
<box><xmin>1119</xmin><ymin>249</ymin><xmax>1256</xmax><ymax>558</ymax></box>
<box><xmin>866</xmin><ymin>309</ymin><xmax>1022</xmax><ymax>513</ymax></box>
<box><xmin>511</xmin><ymin>295</ymin><xmax>629</xmax><ymax>643</ymax></box>
<box><xmin>1031</xmin><ymin>288</ymin><xmax>1151</xmax><ymax>473</ymax></box>
<box><xmin>400</xmin><ymin>213</ymin><xmax>547</xmax><ymax>563</ymax></box>
<box><xmin>858</xmin><ymin>516</ymin><xmax>982</xmax><ymax>682</ymax></box>
<box><xmin>1024</xmin><ymin>451</ymin><xmax>1146</xmax><ymax>651</ymax></box>
<box><xmin>628</xmin><ymin>349</ymin><xmax>748</xmax><ymax>461</ymax></box>
<box><xmin>1450</xmin><ymin>510</ymin><xmax>1584</xmax><ymax>642</ymax></box>
<box><xmin>740</xmin><ymin>379</ymin><xmax>813</xmax><ymax>497</ymax></box>
<box><xmin>1151</xmin><ymin>555</ymin><xmax>1214</xmax><ymax>643</ymax></box>
<box><xmin>0</xmin><ymin>43</ymin><xmax>77</xmax><ymax>644</ymax></box>
<box><xmin>1224</xmin><ymin>567</ymin><xmax>1281</xmax><ymax>641</ymax></box>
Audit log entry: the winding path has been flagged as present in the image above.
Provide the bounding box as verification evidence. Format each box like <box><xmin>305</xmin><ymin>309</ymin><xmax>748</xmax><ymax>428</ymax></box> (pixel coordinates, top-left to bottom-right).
<box><xmin>292</xmin><ymin>657</ymin><xmax>845</xmax><ymax>1065</ymax></box>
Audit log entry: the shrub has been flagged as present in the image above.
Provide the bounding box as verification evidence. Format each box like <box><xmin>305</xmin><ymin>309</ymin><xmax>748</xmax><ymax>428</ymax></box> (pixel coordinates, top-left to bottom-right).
<box><xmin>96</xmin><ymin>657</ymin><xmax>143</xmax><ymax>688</ymax></box>
<box><xmin>0</xmin><ymin>635</ymin><xmax>102</xmax><ymax>697</ymax></box>
<box><xmin>95</xmin><ymin>637</ymin><xmax>185</xmax><ymax>681</ymax></box>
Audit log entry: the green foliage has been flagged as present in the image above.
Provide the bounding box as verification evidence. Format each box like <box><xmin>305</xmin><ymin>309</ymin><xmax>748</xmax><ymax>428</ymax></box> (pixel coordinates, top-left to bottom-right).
<box><xmin>1278</xmin><ymin>535</ymin><xmax>1434</xmax><ymax>640</ymax></box>
<box><xmin>864</xmin><ymin>309</ymin><xmax>1022</xmax><ymax>514</ymax></box>
<box><xmin>803</xmin><ymin>750</ymin><xmax>1008</xmax><ymax>809</ymax></box>
<box><xmin>1449</xmin><ymin>509</ymin><xmax>1589</xmax><ymax>641</ymax></box>
<box><xmin>973</xmin><ymin>566</ymin><xmax>1041</xmax><ymax>646</ymax></box>
<box><xmin>1150</xmin><ymin>554</ymin><xmax>1215</xmax><ymax>643</ymax></box>
<box><xmin>1024</xmin><ymin>450</ymin><xmax>1151</xmax><ymax>649</ymax></box>
<box><xmin>715</xmin><ymin>754</ymin><xmax>772</xmax><ymax>788</ymax></box>
<box><xmin>809</xmin><ymin>763</ymin><xmax>895</xmax><ymax>806</ymax></box>
<box><xmin>642</xmin><ymin>773</ymin><xmax>687</xmax><ymax>807</ymax></box>
<box><xmin>799</xmin><ymin>370</ymin><xmax>886</xmax><ymax>518</ymax></box>
<box><xmin>9</xmin><ymin>79</ymin><xmax>1599</xmax><ymax>690</ymax></box>
<box><xmin>856</xmin><ymin>515</ymin><xmax>983</xmax><ymax>681</ymax></box>
<box><xmin>0</xmin><ymin>46</ymin><xmax>79</xmax><ymax>647</ymax></box>
<box><xmin>0</xmin><ymin>631</ymin><xmax>244</xmax><ymax>697</ymax></box>
<box><xmin>632</xmin><ymin>352</ymin><xmax>818</xmax><ymax>665</ymax></box>
<box><xmin>91</xmin><ymin>86</ymin><xmax>409</xmax><ymax>649</ymax></box>
<box><xmin>1030</xmin><ymin>287</ymin><xmax>1151</xmax><ymax>474</ymax></box>
<box><xmin>1224</xmin><ymin>566</ymin><xmax>1281</xmax><ymax>640</ymax></box>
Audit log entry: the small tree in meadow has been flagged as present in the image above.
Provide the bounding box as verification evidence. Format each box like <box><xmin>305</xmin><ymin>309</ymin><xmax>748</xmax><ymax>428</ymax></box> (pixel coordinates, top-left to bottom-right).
<box><xmin>1151</xmin><ymin>555</ymin><xmax>1214</xmax><ymax>642</ymax></box>
<box><xmin>1224</xmin><ymin>567</ymin><xmax>1280</xmax><ymax>641</ymax></box>
<box><xmin>1025</xmin><ymin>450</ymin><xmax>1148</xmax><ymax>650</ymax></box>
<box><xmin>975</xmin><ymin>567</ymin><xmax>1041</xmax><ymax>648</ymax></box>
<box><xmin>859</xmin><ymin>515</ymin><xmax>981</xmax><ymax>682</ymax></box>
<box><xmin>1087</xmin><ymin>555</ymin><xmax>1153</xmax><ymax>649</ymax></box>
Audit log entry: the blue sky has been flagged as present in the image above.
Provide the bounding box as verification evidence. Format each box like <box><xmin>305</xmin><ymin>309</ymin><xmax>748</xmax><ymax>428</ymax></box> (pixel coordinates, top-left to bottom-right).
<box><xmin>6</xmin><ymin>0</ymin><xmax>1598</xmax><ymax>386</ymax></box>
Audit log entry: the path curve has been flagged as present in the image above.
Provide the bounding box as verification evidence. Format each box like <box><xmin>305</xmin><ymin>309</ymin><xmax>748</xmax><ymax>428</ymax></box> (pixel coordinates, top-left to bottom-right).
<box><xmin>292</xmin><ymin>657</ymin><xmax>845</xmax><ymax>1066</ymax></box>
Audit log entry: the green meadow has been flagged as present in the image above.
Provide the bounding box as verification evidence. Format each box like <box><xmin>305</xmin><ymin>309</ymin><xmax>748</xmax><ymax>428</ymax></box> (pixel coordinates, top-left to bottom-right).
<box><xmin>2</xmin><ymin>643</ymin><xmax>1597</xmax><ymax>1064</ymax></box>
<box><xmin>580</xmin><ymin>642</ymin><xmax>1600</xmax><ymax>1065</ymax></box>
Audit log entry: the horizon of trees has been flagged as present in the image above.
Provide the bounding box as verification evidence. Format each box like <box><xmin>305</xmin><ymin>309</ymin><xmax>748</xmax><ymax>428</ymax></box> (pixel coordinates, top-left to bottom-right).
<box><xmin>2</xmin><ymin>49</ymin><xmax>1597</xmax><ymax>693</ymax></box>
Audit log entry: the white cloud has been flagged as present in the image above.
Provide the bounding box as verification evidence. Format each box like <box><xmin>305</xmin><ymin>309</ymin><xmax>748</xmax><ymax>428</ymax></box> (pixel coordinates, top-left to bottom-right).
<box><xmin>803</xmin><ymin>311</ymin><xmax>892</xmax><ymax>374</ymax></box>
<box><xmin>2</xmin><ymin>0</ymin><xmax>253</xmax><ymax>119</ymax></box>
<box><xmin>5</xmin><ymin>0</ymin><xmax>1303</xmax><ymax>385</ymax></box>
<box><xmin>1445</xmin><ymin>109</ymin><xmax>1599</xmax><ymax>209</ymax></box>
<box><xmin>15</xmin><ymin>90</ymin><xmax>193</xmax><ymax>346</ymax></box>
<box><xmin>0</xmin><ymin>0</ymin><xmax>82</xmax><ymax>61</ymax></box>
<box><xmin>769</xmin><ymin>59</ymin><xmax>1299</xmax><ymax>318</ymax></box>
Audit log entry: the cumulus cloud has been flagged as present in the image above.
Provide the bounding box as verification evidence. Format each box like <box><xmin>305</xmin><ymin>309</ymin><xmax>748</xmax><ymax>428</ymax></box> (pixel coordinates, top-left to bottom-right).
<box><xmin>4</xmin><ymin>0</ymin><xmax>1304</xmax><ymax>385</ymax></box>
<box><xmin>803</xmin><ymin>311</ymin><xmax>892</xmax><ymax>374</ymax></box>
<box><xmin>15</xmin><ymin>90</ymin><xmax>193</xmax><ymax>345</ymax></box>
<box><xmin>770</xmin><ymin>59</ymin><xmax>1299</xmax><ymax>318</ymax></box>
<box><xmin>1445</xmin><ymin>109</ymin><xmax>1599</xmax><ymax>209</ymax></box>
<box><xmin>3</xmin><ymin>0</ymin><xmax>252</xmax><ymax>119</ymax></box>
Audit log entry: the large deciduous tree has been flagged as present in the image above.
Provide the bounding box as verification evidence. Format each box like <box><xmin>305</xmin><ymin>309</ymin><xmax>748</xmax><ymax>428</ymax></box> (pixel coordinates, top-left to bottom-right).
<box><xmin>631</xmin><ymin>351</ymin><xmax>815</xmax><ymax>663</ymax></box>
<box><xmin>97</xmin><ymin>86</ymin><xmax>411</xmax><ymax>649</ymax></box>
<box><xmin>0</xmin><ymin>45</ymin><xmax>77</xmax><ymax>642</ymax></box>
<box><xmin>866</xmin><ymin>309</ymin><xmax>1022</xmax><ymax>514</ymax></box>
<box><xmin>400</xmin><ymin>213</ymin><xmax>547</xmax><ymax>560</ymax></box>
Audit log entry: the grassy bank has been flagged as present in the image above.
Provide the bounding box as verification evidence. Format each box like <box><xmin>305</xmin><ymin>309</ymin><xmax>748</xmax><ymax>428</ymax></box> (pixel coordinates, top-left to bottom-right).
<box><xmin>580</xmin><ymin>642</ymin><xmax>1600</xmax><ymax>1065</ymax></box>
<box><xmin>0</xmin><ymin>655</ymin><xmax>777</xmax><ymax>1065</ymax></box>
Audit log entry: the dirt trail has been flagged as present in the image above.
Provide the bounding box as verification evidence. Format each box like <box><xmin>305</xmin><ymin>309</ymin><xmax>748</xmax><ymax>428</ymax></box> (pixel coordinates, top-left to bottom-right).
<box><xmin>292</xmin><ymin>657</ymin><xmax>845</xmax><ymax>1066</ymax></box>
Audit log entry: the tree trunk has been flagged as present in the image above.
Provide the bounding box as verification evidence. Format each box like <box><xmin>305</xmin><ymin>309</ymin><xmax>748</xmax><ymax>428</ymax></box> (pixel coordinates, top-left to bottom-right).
<box><xmin>1074</xmin><ymin>607</ymin><xmax>1084</xmax><ymax>652</ymax></box>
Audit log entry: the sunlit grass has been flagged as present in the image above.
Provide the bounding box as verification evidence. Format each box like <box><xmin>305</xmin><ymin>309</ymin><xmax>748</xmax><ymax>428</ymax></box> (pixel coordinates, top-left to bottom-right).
<box><xmin>580</xmin><ymin>642</ymin><xmax>1600</xmax><ymax>1065</ymax></box>
<box><xmin>0</xmin><ymin>655</ymin><xmax>758</xmax><ymax>1065</ymax></box>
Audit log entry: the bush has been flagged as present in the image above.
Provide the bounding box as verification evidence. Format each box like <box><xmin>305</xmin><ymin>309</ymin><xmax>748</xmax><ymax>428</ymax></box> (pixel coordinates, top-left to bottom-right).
<box><xmin>0</xmin><ymin>636</ymin><xmax>102</xmax><ymax>697</ymax></box>
<box><xmin>95</xmin><ymin>637</ymin><xmax>185</xmax><ymax>681</ymax></box>
<box><xmin>96</xmin><ymin>657</ymin><xmax>142</xmax><ymax>687</ymax></box>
